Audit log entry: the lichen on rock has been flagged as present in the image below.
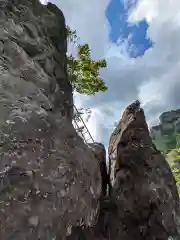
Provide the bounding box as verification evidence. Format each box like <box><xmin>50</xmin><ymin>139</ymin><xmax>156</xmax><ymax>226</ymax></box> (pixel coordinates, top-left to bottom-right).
<box><xmin>0</xmin><ymin>0</ymin><xmax>102</xmax><ymax>239</ymax></box>
<box><xmin>0</xmin><ymin>0</ymin><xmax>180</xmax><ymax>239</ymax></box>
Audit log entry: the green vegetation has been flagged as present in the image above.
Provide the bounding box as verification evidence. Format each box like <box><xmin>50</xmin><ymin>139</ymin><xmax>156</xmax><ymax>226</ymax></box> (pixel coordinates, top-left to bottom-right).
<box><xmin>152</xmin><ymin>135</ymin><xmax>167</xmax><ymax>155</ymax></box>
<box><xmin>152</xmin><ymin>134</ymin><xmax>178</xmax><ymax>155</ymax></box>
<box><xmin>172</xmin><ymin>167</ymin><xmax>180</xmax><ymax>196</ymax></box>
<box><xmin>66</xmin><ymin>26</ymin><xmax>108</xmax><ymax>96</ymax></box>
<box><xmin>152</xmin><ymin>132</ymin><xmax>180</xmax><ymax>195</ymax></box>
<box><xmin>165</xmin><ymin>136</ymin><xmax>177</xmax><ymax>152</ymax></box>
<box><xmin>165</xmin><ymin>147</ymin><xmax>180</xmax><ymax>195</ymax></box>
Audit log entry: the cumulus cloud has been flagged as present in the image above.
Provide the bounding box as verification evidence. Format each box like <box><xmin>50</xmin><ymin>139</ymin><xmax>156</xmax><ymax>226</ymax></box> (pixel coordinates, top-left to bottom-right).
<box><xmin>131</xmin><ymin>0</ymin><xmax>180</xmax><ymax>121</ymax></box>
<box><xmin>41</xmin><ymin>0</ymin><xmax>180</xmax><ymax>146</ymax></box>
<box><xmin>49</xmin><ymin>0</ymin><xmax>110</xmax><ymax>60</ymax></box>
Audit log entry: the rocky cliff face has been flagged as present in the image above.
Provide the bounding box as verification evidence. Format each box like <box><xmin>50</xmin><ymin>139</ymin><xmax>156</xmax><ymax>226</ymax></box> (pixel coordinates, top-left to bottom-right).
<box><xmin>89</xmin><ymin>143</ymin><xmax>110</xmax><ymax>197</ymax></box>
<box><xmin>0</xmin><ymin>1</ymin><xmax>180</xmax><ymax>240</ymax></box>
<box><xmin>150</xmin><ymin>109</ymin><xmax>180</xmax><ymax>153</ymax></box>
<box><xmin>0</xmin><ymin>0</ymin><xmax>102</xmax><ymax>239</ymax></box>
<box><xmin>108</xmin><ymin>101</ymin><xmax>180</xmax><ymax>240</ymax></box>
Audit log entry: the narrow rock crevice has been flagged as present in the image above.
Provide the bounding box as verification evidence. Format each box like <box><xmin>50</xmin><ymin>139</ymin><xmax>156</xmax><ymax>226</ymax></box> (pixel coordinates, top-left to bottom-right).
<box><xmin>0</xmin><ymin>1</ymin><xmax>179</xmax><ymax>239</ymax></box>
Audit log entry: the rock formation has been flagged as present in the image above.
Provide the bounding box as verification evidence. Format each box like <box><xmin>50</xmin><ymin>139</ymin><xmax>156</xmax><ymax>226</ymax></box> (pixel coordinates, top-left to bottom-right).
<box><xmin>89</xmin><ymin>143</ymin><xmax>110</xmax><ymax>197</ymax></box>
<box><xmin>108</xmin><ymin>100</ymin><xmax>180</xmax><ymax>240</ymax></box>
<box><xmin>0</xmin><ymin>0</ymin><xmax>102</xmax><ymax>239</ymax></box>
<box><xmin>0</xmin><ymin>0</ymin><xmax>180</xmax><ymax>239</ymax></box>
<box><xmin>150</xmin><ymin>109</ymin><xmax>180</xmax><ymax>153</ymax></box>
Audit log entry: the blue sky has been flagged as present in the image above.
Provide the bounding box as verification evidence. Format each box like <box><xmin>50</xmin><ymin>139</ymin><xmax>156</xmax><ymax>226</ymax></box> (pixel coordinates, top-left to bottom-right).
<box><xmin>106</xmin><ymin>0</ymin><xmax>152</xmax><ymax>58</ymax></box>
<box><xmin>45</xmin><ymin>0</ymin><xmax>180</xmax><ymax>147</ymax></box>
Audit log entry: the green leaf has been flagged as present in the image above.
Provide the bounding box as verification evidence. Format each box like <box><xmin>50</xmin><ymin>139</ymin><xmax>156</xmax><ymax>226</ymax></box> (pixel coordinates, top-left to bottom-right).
<box><xmin>66</xmin><ymin>27</ymin><xmax>108</xmax><ymax>96</ymax></box>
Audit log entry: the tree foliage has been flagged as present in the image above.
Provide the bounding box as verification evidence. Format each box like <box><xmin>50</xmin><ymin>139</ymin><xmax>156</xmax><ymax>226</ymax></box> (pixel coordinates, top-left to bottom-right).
<box><xmin>166</xmin><ymin>147</ymin><xmax>180</xmax><ymax>196</ymax></box>
<box><xmin>172</xmin><ymin>167</ymin><xmax>180</xmax><ymax>196</ymax></box>
<box><xmin>66</xmin><ymin>26</ymin><xmax>108</xmax><ymax>96</ymax></box>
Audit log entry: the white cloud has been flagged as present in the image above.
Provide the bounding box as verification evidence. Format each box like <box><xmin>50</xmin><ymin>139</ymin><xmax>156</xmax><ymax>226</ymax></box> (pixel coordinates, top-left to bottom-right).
<box><xmin>41</xmin><ymin>0</ymin><xmax>180</xmax><ymax>146</ymax></box>
<box><xmin>40</xmin><ymin>0</ymin><xmax>48</xmax><ymax>4</ymax></box>
<box><xmin>132</xmin><ymin>0</ymin><xmax>180</xmax><ymax>110</ymax></box>
<box><xmin>128</xmin><ymin>0</ymin><xmax>180</xmax><ymax>24</ymax></box>
<box><xmin>128</xmin><ymin>0</ymin><xmax>158</xmax><ymax>23</ymax></box>
<box><xmin>49</xmin><ymin>0</ymin><xmax>110</xmax><ymax>59</ymax></box>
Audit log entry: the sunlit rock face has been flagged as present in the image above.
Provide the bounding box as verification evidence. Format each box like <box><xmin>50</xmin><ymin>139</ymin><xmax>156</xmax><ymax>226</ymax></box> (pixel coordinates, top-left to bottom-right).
<box><xmin>108</xmin><ymin>100</ymin><xmax>180</xmax><ymax>240</ymax></box>
<box><xmin>0</xmin><ymin>0</ymin><xmax>102</xmax><ymax>239</ymax></box>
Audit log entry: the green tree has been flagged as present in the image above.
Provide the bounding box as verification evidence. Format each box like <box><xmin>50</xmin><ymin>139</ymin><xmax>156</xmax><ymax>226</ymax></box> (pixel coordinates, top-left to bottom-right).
<box><xmin>66</xmin><ymin>26</ymin><xmax>108</xmax><ymax>96</ymax></box>
<box><xmin>172</xmin><ymin>167</ymin><xmax>180</xmax><ymax>196</ymax></box>
<box><xmin>166</xmin><ymin>147</ymin><xmax>180</xmax><ymax>196</ymax></box>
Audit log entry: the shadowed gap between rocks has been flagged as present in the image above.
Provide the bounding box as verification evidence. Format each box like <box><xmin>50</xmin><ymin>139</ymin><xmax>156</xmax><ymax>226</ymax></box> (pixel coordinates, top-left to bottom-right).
<box><xmin>0</xmin><ymin>0</ymin><xmax>179</xmax><ymax>239</ymax></box>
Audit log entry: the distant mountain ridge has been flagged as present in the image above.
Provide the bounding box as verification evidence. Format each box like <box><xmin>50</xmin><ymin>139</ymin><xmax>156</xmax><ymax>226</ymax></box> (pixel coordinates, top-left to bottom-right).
<box><xmin>150</xmin><ymin>108</ymin><xmax>180</xmax><ymax>153</ymax></box>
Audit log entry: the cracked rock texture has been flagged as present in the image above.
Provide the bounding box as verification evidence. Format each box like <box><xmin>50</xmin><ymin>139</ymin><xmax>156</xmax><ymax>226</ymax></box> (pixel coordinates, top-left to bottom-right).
<box><xmin>108</xmin><ymin>101</ymin><xmax>180</xmax><ymax>240</ymax></box>
<box><xmin>0</xmin><ymin>1</ymin><xmax>180</xmax><ymax>240</ymax></box>
<box><xmin>0</xmin><ymin>0</ymin><xmax>102</xmax><ymax>239</ymax></box>
<box><xmin>89</xmin><ymin>143</ymin><xmax>110</xmax><ymax>197</ymax></box>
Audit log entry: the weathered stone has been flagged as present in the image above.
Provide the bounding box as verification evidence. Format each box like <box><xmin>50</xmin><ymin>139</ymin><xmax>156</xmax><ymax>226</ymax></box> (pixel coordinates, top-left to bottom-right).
<box><xmin>151</xmin><ymin>109</ymin><xmax>180</xmax><ymax>153</ymax></box>
<box><xmin>1</xmin><ymin>0</ymin><xmax>180</xmax><ymax>239</ymax></box>
<box><xmin>108</xmin><ymin>101</ymin><xmax>180</xmax><ymax>240</ymax></box>
<box><xmin>89</xmin><ymin>142</ymin><xmax>110</xmax><ymax>196</ymax></box>
<box><xmin>0</xmin><ymin>0</ymin><xmax>102</xmax><ymax>239</ymax></box>
<box><xmin>28</xmin><ymin>216</ymin><xmax>39</xmax><ymax>227</ymax></box>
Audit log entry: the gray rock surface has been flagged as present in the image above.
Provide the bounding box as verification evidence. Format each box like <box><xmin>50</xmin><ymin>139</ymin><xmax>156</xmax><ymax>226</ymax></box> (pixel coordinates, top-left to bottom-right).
<box><xmin>108</xmin><ymin>101</ymin><xmax>180</xmax><ymax>240</ymax></box>
<box><xmin>0</xmin><ymin>0</ymin><xmax>102</xmax><ymax>239</ymax></box>
<box><xmin>89</xmin><ymin>143</ymin><xmax>110</xmax><ymax>196</ymax></box>
<box><xmin>0</xmin><ymin>1</ymin><xmax>180</xmax><ymax>239</ymax></box>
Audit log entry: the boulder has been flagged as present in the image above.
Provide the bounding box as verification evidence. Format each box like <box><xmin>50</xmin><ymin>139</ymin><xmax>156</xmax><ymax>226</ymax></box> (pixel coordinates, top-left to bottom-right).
<box><xmin>0</xmin><ymin>0</ymin><xmax>180</xmax><ymax>239</ymax></box>
<box><xmin>0</xmin><ymin>0</ymin><xmax>102</xmax><ymax>239</ymax></box>
<box><xmin>108</xmin><ymin>101</ymin><xmax>180</xmax><ymax>240</ymax></box>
